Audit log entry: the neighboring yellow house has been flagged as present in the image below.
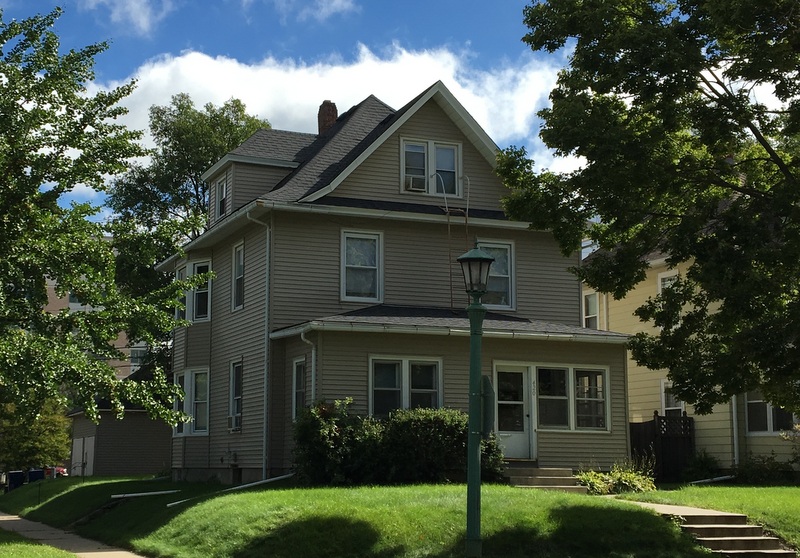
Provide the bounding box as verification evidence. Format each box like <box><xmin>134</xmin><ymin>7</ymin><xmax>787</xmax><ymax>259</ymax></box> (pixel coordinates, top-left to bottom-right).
<box><xmin>583</xmin><ymin>254</ymin><xmax>796</xmax><ymax>472</ymax></box>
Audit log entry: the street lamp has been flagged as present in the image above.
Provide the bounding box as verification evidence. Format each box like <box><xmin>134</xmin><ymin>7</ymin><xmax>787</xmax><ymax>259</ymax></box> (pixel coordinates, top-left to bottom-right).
<box><xmin>457</xmin><ymin>244</ymin><xmax>494</xmax><ymax>558</ymax></box>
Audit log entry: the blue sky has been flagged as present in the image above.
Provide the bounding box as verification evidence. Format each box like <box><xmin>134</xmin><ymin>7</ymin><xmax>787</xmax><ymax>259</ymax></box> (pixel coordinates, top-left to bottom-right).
<box><xmin>1</xmin><ymin>0</ymin><xmax>575</xmax><ymax>206</ymax></box>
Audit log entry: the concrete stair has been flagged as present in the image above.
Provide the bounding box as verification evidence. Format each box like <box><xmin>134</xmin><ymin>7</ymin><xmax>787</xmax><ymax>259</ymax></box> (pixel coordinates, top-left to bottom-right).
<box><xmin>640</xmin><ymin>505</ymin><xmax>797</xmax><ymax>557</ymax></box>
<box><xmin>504</xmin><ymin>460</ymin><xmax>587</xmax><ymax>493</ymax></box>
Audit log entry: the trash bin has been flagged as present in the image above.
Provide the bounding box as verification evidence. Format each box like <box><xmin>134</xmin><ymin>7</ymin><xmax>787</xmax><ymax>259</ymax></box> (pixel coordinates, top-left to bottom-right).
<box><xmin>27</xmin><ymin>469</ymin><xmax>44</xmax><ymax>483</ymax></box>
<box><xmin>7</xmin><ymin>471</ymin><xmax>24</xmax><ymax>492</ymax></box>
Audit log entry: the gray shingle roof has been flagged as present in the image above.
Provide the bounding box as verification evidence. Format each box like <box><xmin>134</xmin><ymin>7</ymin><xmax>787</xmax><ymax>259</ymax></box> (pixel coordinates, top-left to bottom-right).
<box><xmin>231</xmin><ymin>129</ymin><xmax>316</xmax><ymax>163</ymax></box>
<box><xmin>273</xmin><ymin>304</ymin><xmax>629</xmax><ymax>342</ymax></box>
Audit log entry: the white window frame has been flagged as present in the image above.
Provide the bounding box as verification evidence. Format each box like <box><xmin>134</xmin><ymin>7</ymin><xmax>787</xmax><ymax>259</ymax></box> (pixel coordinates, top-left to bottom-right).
<box><xmin>341</xmin><ymin>230</ymin><xmax>383</xmax><ymax>303</ymax></box>
<box><xmin>216</xmin><ymin>178</ymin><xmax>227</xmax><ymax>217</ymax></box>
<box><xmin>232</xmin><ymin>242</ymin><xmax>244</xmax><ymax>311</ymax></box>
<box><xmin>660</xmin><ymin>379</ymin><xmax>685</xmax><ymax>417</ymax></box>
<box><xmin>292</xmin><ymin>358</ymin><xmax>306</xmax><ymax>420</ymax></box>
<box><xmin>746</xmin><ymin>391</ymin><xmax>797</xmax><ymax>435</ymax></box>
<box><xmin>129</xmin><ymin>342</ymin><xmax>148</xmax><ymax>374</ymax></box>
<box><xmin>535</xmin><ymin>364</ymin><xmax>610</xmax><ymax>432</ymax></box>
<box><xmin>190</xmin><ymin>261</ymin><xmax>211</xmax><ymax>322</ymax></box>
<box><xmin>368</xmin><ymin>356</ymin><xmax>443</xmax><ymax>417</ymax></box>
<box><xmin>174</xmin><ymin>369</ymin><xmax>209</xmax><ymax>436</ymax></box>
<box><xmin>400</xmin><ymin>138</ymin><xmax>462</xmax><ymax>197</ymax></box>
<box><xmin>229</xmin><ymin>361</ymin><xmax>243</xmax><ymax>432</ymax></box>
<box><xmin>583</xmin><ymin>292</ymin><xmax>599</xmax><ymax>329</ymax></box>
<box><xmin>477</xmin><ymin>240</ymin><xmax>515</xmax><ymax>310</ymax></box>
<box><xmin>658</xmin><ymin>271</ymin><xmax>678</xmax><ymax>294</ymax></box>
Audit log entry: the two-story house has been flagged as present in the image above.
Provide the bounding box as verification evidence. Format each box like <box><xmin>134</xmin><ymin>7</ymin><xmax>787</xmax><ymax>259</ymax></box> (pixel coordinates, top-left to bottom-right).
<box><xmin>158</xmin><ymin>81</ymin><xmax>630</xmax><ymax>484</ymax></box>
<box><xmin>583</xmin><ymin>254</ymin><xmax>797</xmax><ymax>475</ymax></box>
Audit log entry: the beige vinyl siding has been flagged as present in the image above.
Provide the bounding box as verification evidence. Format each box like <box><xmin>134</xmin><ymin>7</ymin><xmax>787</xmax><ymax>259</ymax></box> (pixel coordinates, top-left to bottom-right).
<box><xmin>270</xmin><ymin>336</ymin><xmax>312</xmax><ymax>472</ymax></box>
<box><xmin>329</xmin><ymin>101</ymin><xmax>505</xmax><ymax>212</ymax></box>
<box><xmin>309</xmin><ymin>331</ymin><xmax>627</xmax><ymax>470</ymax></box>
<box><xmin>231</xmin><ymin>162</ymin><xmax>292</xmax><ymax>211</ymax></box>
<box><xmin>270</xmin><ymin>211</ymin><xmax>579</xmax><ymax>330</ymax></box>
<box><xmin>205</xmin><ymin>225</ymin><xmax>269</xmax><ymax>471</ymax></box>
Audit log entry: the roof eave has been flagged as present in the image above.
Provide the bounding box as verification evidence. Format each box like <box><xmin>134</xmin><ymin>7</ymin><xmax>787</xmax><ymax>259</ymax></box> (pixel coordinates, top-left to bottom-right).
<box><xmin>201</xmin><ymin>154</ymin><xmax>300</xmax><ymax>182</ymax></box>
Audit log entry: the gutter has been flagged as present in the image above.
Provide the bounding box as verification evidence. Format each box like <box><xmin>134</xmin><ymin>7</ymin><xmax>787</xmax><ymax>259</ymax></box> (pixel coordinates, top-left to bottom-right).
<box><xmin>270</xmin><ymin>321</ymin><xmax>629</xmax><ymax>344</ymax></box>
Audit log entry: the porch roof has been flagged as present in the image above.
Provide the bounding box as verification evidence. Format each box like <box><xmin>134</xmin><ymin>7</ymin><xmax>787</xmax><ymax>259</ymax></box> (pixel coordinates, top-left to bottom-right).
<box><xmin>270</xmin><ymin>304</ymin><xmax>629</xmax><ymax>344</ymax></box>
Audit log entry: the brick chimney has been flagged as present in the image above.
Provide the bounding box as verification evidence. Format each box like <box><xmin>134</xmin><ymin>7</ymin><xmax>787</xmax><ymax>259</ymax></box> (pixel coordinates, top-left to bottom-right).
<box><xmin>317</xmin><ymin>100</ymin><xmax>338</xmax><ymax>134</ymax></box>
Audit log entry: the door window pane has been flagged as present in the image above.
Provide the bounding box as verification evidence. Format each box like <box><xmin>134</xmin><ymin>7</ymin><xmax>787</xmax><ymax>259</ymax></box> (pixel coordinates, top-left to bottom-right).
<box><xmin>498</xmin><ymin>404</ymin><xmax>525</xmax><ymax>431</ymax></box>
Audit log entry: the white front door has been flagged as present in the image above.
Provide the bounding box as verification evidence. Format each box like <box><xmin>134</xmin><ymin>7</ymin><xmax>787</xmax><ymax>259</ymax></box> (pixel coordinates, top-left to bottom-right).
<box><xmin>495</xmin><ymin>365</ymin><xmax>535</xmax><ymax>459</ymax></box>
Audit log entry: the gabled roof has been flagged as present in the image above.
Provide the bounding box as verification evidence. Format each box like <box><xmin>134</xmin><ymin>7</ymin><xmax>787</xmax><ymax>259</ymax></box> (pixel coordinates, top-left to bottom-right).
<box><xmin>271</xmin><ymin>304</ymin><xmax>629</xmax><ymax>344</ymax></box>
<box><xmin>299</xmin><ymin>80</ymin><xmax>499</xmax><ymax>203</ymax></box>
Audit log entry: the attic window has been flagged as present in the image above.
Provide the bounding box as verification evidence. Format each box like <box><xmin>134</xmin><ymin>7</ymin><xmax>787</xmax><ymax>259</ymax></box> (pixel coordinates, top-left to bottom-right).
<box><xmin>216</xmin><ymin>178</ymin><xmax>227</xmax><ymax>217</ymax></box>
<box><xmin>401</xmin><ymin>139</ymin><xmax>461</xmax><ymax>197</ymax></box>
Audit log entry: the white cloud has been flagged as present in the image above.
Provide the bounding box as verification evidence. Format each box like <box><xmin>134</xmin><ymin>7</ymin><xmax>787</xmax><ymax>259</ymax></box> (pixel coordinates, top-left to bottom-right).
<box><xmin>78</xmin><ymin>0</ymin><xmax>176</xmax><ymax>36</ymax></box>
<box><xmin>298</xmin><ymin>0</ymin><xmax>359</xmax><ymax>22</ymax></box>
<box><xmin>104</xmin><ymin>43</ymin><xmax>564</xmax><ymax>170</ymax></box>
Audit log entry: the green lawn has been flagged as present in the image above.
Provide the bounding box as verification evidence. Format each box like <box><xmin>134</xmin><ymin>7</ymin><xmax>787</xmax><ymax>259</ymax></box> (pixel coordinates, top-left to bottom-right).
<box><xmin>0</xmin><ymin>477</ymin><xmax>709</xmax><ymax>558</ymax></box>
<box><xmin>0</xmin><ymin>530</ymin><xmax>75</xmax><ymax>558</ymax></box>
<box><xmin>622</xmin><ymin>484</ymin><xmax>800</xmax><ymax>549</ymax></box>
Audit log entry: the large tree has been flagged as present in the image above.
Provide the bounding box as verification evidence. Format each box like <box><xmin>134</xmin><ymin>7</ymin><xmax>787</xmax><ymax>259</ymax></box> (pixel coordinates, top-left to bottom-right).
<box><xmin>498</xmin><ymin>0</ymin><xmax>800</xmax><ymax>413</ymax></box>
<box><xmin>0</xmin><ymin>8</ymin><xmax>183</xmax><ymax>422</ymax></box>
<box><xmin>106</xmin><ymin>94</ymin><xmax>270</xmax><ymax>301</ymax></box>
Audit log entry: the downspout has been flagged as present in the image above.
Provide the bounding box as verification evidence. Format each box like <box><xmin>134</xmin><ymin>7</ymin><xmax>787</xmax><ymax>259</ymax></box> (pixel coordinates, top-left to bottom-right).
<box><xmin>731</xmin><ymin>395</ymin><xmax>740</xmax><ymax>467</ymax></box>
<box><xmin>300</xmin><ymin>329</ymin><xmax>317</xmax><ymax>402</ymax></box>
<box><xmin>247</xmin><ymin>210</ymin><xmax>272</xmax><ymax>480</ymax></box>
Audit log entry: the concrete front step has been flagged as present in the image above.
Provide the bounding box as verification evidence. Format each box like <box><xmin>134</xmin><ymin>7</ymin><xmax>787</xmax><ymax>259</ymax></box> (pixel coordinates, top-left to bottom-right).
<box><xmin>515</xmin><ymin>484</ymin><xmax>588</xmax><ymax>494</ymax></box>
<box><xmin>698</xmin><ymin>536</ymin><xmax>786</xmax><ymax>552</ymax></box>
<box><xmin>683</xmin><ymin>524</ymin><xmax>765</xmax><ymax>538</ymax></box>
<box><xmin>510</xmin><ymin>475</ymin><xmax>578</xmax><ymax>486</ymax></box>
<box><xmin>712</xmin><ymin>551</ymin><xmax>798</xmax><ymax>557</ymax></box>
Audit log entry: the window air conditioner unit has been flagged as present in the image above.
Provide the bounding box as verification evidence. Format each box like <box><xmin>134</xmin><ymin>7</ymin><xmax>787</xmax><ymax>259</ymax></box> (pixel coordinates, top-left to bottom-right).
<box><xmin>228</xmin><ymin>415</ymin><xmax>242</xmax><ymax>431</ymax></box>
<box><xmin>404</xmin><ymin>175</ymin><xmax>426</xmax><ymax>192</ymax></box>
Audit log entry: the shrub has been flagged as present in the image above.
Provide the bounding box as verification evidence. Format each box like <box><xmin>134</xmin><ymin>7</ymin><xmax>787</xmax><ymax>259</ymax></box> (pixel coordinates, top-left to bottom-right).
<box><xmin>681</xmin><ymin>449</ymin><xmax>721</xmax><ymax>482</ymax></box>
<box><xmin>576</xmin><ymin>458</ymin><xmax>656</xmax><ymax>495</ymax></box>
<box><xmin>293</xmin><ymin>400</ymin><xmax>505</xmax><ymax>485</ymax></box>
<box><xmin>293</xmin><ymin>398</ymin><xmax>383</xmax><ymax>485</ymax></box>
<box><xmin>733</xmin><ymin>452</ymin><xmax>794</xmax><ymax>485</ymax></box>
<box><xmin>780</xmin><ymin>424</ymin><xmax>800</xmax><ymax>467</ymax></box>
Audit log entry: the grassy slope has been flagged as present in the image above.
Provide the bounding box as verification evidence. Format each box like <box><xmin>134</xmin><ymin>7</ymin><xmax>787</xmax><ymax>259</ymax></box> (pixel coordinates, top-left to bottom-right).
<box><xmin>0</xmin><ymin>530</ymin><xmax>76</xmax><ymax>558</ymax></box>
<box><xmin>0</xmin><ymin>478</ymin><xmax>709</xmax><ymax>558</ymax></box>
<box><xmin>623</xmin><ymin>485</ymin><xmax>800</xmax><ymax>549</ymax></box>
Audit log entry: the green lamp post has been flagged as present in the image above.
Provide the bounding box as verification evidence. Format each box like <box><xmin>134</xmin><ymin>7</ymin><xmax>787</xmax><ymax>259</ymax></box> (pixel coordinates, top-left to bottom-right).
<box><xmin>457</xmin><ymin>244</ymin><xmax>494</xmax><ymax>558</ymax></box>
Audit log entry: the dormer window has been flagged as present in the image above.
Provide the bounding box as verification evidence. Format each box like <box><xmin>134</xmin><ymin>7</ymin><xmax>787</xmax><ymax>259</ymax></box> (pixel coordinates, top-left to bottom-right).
<box><xmin>216</xmin><ymin>178</ymin><xmax>227</xmax><ymax>217</ymax></box>
<box><xmin>401</xmin><ymin>139</ymin><xmax>461</xmax><ymax>197</ymax></box>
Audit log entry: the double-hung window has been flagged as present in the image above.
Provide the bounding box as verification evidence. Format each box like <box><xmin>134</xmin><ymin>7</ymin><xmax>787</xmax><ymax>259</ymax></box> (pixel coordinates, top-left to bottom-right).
<box><xmin>477</xmin><ymin>241</ymin><xmax>514</xmax><ymax>309</ymax></box>
<box><xmin>229</xmin><ymin>362</ymin><xmax>243</xmax><ymax>432</ymax></box>
<box><xmin>747</xmin><ymin>391</ymin><xmax>796</xmax><ymax>433</ymax></box>
<box><xmin>536</xmin><ymin>366</ymin><xmax>608</xmax><ymax>431</ymax></box>
<box><xmin>583</xmin><ymin>292</ymin><xmax>598</xmax><ymax>329</ymax></box>
<box><xmin>401</xmin><ymin>139</ymin><xmax>461</xmax><ymax>196</ymax></box>
<box><xmin>341</xmin><ymin>231</ymin><xmax>382</xmax><ymax>302</ymax></box>
<box><xmin>174</xmin><ymin>369</ymin><xmax>209</xmax><ymax>436</ymax></box>
<box><xmin>370</xmin><ymin>357</ymin><xmax>442</xmax><ymax>418</ymax></box>
<box><xmin>216</xmin><ymin>178</ymin><xmax>227</xmax><ymax>218</ymax></box>
<box><xmin>192</xmin><ymin>261</ymin><xmax>211</xmax><ymax>321</ymax></box>
<box><xmin>232</xmin><ymin>243</ymin><xmax>244</xmax><ymax>310</ymax></box>
<box><xmin>293</xmin><ymin>359</ymin><xmax>306</xmax><ymax>419</ymax></box>
<box><xmin>661</xmin><ymin>381</ymin><xmax>685</xmax><ymax>417</ymax></box>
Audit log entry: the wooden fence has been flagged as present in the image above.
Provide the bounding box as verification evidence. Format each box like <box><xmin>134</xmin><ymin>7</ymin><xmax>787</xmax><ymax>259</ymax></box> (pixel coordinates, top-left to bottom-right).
<box><xmin>630</xmin><ymin>411</ymin><xmax>694</xmax><ymax>482</ymax></box>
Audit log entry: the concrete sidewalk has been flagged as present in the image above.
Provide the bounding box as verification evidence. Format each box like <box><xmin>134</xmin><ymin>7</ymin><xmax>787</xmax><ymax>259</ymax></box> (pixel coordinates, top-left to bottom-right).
<box><xmin>0</xmin><ymin>511</ymin><xmax>145</xmax><ymax>558</ymax></box>
<box><xmin>621</xmin><ymin>499</ymin><xmax>746</xmax><ymax>519</ymax></box>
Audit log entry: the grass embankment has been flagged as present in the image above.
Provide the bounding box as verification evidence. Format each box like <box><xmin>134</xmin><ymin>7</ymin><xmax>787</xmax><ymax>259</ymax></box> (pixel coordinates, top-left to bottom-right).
<box><xmin>0</xmin><ymin>530</ymin><xmax>75</xmax><ymax>558</ymax></box>
<box><xmin>622</xmin><ymin>484</ymin><xmax>800</xmax><ymax>550</ymax></box>
<box><xmin>0</xmin><ymin>477</ymin><xmax>709</xmax><ymax>558</ymax></box>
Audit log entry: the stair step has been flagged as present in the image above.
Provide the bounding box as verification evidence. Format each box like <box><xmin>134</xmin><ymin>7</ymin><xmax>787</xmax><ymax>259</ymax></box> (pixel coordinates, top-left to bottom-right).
<box><xmin>683</xmin><ymin>524</ymin><xmax>765</xmax><ymax>538</ymax></box>
<box><xmin>507</xmin><ymin>467</ymin><xmax>574</xmax><ymax>478</ymax></box>
<box><xmin>515</xmin><ymin>485</ymin><xmax>588</xmax><ymax>494</ymax></box>
<box><xmin>711</xmin><ymin>550</ymin><xmax>798</xmax><ymax>556</ymax></box>
<box><xmin>509</xmin><ymin>475</ymin><xmax>578</xmax><ymax>486</ymax></box>
<box><xmin>696</xmin><ymin>537</ymin><xmax>785</xmax><ymax>551</ymax></box>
